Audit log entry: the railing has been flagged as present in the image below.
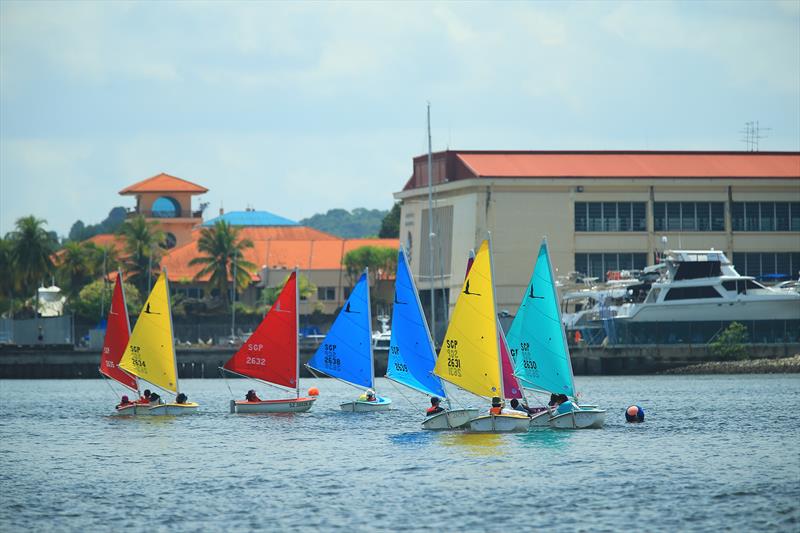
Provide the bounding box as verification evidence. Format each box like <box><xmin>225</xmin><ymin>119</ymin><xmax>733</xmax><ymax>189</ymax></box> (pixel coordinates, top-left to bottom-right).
<box><xmin>125</xmin><ymin>208</ymin><xmax>204</xmax><ymax>219</ymax></box>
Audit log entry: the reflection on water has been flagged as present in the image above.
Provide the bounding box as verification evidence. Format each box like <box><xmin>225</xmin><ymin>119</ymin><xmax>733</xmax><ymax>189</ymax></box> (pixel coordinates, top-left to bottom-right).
<box><xmin>438</xmin><ymin>431</ymin><xmax>506</xmax><ymax>455</ymax></box>
<box><xmin>518</xmin><ymin>427</ymin><xmax>574</xmax><ymax>450</ymax></box>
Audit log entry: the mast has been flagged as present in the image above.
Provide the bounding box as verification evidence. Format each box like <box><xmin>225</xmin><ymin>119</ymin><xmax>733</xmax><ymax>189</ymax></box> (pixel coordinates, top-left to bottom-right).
<box><xmin>365</xmin><ymin>267</ymin><xmax>375</xmax><ymax>392</ymax></box>
<box><xmin>295</xmin><ymin>267</ymin><xmax>300</xmax><ymax>399</ymax></box>
<box><xmin>543</xmin><ymin>237</ymin><xmax>576</xmax><ymax>396</ymax></box>
<box><xmin>118</xmin><ymin>268</ymin><xmax>138</xmax><ymax>395</ymax></box>
<box><xmin>164</xmin><ymin>267</ymin><xmax>180</xmax><ymax>396</ymax></box>
<box><xmin>487</xmin><ymin>232</ymin><xmax>504</xmax><ymax>400</ymax></box>
<box><xmin>427</xmin><ymin>102</ymin><xmax>435</xmax><ymax>347</ymax></box>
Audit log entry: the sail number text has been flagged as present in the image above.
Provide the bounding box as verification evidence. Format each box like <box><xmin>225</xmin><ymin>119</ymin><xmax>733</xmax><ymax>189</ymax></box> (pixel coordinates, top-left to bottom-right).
<box><xmin>246</xmin><ymin>357</ymin><xmax>266</xmax><ymax>366</ymax></box>
<box><xmin>129</xmin><ymin>345</ymin><xmax>146</xmax><ymax>370</ymax></box>
<box><xmin>446</xmin><ymin>339</ymin><xmax>462</xmax><ymax>377</ymax></box>
<box><xmin>247</xmin><ymin>343</ymin><xmax>264</xmax><ymax>352</ymax></box>
<box><xmin>393</xmin><ymin>362</ymin><xmax>408</xmax><ymax>373</ymax></box>
<box><xmin>323</xmin><ymin>343</ymin><xmax>341</xmax><ymax>370</ymax></box>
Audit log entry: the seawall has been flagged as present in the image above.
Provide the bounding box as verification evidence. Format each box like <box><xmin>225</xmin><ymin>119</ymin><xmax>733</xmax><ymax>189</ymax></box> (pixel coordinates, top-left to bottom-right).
<box><xmin>2</xmin><ymin>343</ymin><xmax>798</xmax><ymax>379</ymax></box>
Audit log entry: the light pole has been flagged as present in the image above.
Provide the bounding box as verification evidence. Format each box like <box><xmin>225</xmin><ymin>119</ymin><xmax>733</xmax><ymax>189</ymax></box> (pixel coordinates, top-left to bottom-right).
<box><xmin>230</xmin><ymin>255</ymin><xmax>237</xmax><ymax>343</ymax></box>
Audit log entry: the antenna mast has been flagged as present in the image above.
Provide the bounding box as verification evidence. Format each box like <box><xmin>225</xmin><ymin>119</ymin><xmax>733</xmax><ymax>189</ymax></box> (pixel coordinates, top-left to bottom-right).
<box><xmin>427</xmin><ymin>102</ymin><xmax>436</xmax><ymax>346</ymax></box>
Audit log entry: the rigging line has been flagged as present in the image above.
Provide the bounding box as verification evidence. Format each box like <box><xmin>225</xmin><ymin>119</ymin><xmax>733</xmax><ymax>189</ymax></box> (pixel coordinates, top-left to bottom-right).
<box><xmin>102</xmin><ymin>375</ymin><xmax>121</xmax><ymax>402</ymax></box>
<box><xmin>386</xmin><ymin>378</ymin><xmax>418</xmax><ymax>408</ymax></box>
<box><xmin>220</xmin><ymin>367</ymin><xmax>235</xmax><ymax>400</ymax></box>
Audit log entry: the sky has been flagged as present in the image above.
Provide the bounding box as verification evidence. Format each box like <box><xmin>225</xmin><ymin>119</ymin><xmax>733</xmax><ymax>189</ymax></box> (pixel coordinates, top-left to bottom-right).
<box><xmin>1</xmin><ymin>0</ymin><xmax>799</xmax><ymax>238</ymax></box>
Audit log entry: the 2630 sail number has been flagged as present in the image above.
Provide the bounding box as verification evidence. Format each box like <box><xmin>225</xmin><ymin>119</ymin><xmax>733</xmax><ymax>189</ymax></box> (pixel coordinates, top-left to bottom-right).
<box><xmin>323</xmin><ymin>343</ymin><xmax>341</xmax><ymax>370</ymax></box>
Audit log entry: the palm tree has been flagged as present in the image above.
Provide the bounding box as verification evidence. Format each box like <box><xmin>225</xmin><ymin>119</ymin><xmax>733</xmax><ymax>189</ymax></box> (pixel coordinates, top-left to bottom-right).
<box><xmin>118</xmin><ymin>215</ymin><xmax>164</xmax><ymax>296</ymax></box>
<box><xmin>9</xmin><ymin>216</ymin><xmax>57</xmax><ymax>299</ymax></box>
<box><xmin>189</xmin><ymin>220</ymin><xmax>255</xmax><ymax>306</ymax></box>
<box><xmin>57</xmin><ymin>241</ymin><xmax>101</xmax><ymax>298</ymax></box>
<box><xmin>0</xmin><ymin>237</ymin><xmax>15</xmax><ymax>315</ymax></box>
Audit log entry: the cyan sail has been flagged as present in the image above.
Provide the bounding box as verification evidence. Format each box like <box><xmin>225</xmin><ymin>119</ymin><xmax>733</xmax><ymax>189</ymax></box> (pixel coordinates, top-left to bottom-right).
<box><xmin>307</xmin><ymin>272</ymin><xmax>373</xmax><ymax>389</ymax></box>
<box><xmin>507</xmin><ymin>239</ymin><xmax>575</xmax><ymax>397</ymax></box>
<box><xmin>386</xmin><ymin>248</ymin><xmax>446</xmax><ymax>398</ymax></box>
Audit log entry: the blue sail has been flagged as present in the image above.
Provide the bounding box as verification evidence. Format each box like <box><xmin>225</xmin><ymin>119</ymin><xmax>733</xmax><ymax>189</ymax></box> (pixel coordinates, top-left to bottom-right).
<box><xmin>386</xmin><ymin>248</ymin><xmax>446</xmax><ymax>398</ymax></box>
<box><xmin>307</xmin><ymin>272</ymin><xmax>373</xmax><ymax>389</ymax></box>
<box><xmin>507</xmin><ymin>239</ymin><xmax>575</xmax><ymax>397</ymax></box>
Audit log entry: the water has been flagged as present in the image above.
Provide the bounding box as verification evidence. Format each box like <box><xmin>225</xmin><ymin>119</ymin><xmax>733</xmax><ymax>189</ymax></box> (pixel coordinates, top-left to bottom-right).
<box><xmin>1</xmin><ymin>375</ymin><xmax>798</xmax><ymax>532</ymax></box>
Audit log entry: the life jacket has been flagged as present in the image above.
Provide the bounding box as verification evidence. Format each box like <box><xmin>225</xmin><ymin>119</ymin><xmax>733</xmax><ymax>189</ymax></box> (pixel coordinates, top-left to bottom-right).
<box><xmin>136</xmin><ymin>396</ymin><xmax>150</xmax><ymax>404</ymax></box>
<box><xmin>490</xmin><ymin>406</ymin><xmax>503</xmax><ymax>415</ymax></box>
<box><xmin>426</xmin><ymin>406</ymin><xmax>443</xmax><ymax>415</ymax></box>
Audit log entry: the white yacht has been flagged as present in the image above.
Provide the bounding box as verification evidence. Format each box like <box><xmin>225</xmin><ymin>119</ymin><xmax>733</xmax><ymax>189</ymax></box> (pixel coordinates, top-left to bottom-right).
<box><xmin>614</xmin><ymin>250</ymin><xmax>800</xmax><ymax>323</ymax></box>
<box><xmin>372</xmin><ymin>314</ymin><xmax>391</xmax><ymax>352</ymax></box>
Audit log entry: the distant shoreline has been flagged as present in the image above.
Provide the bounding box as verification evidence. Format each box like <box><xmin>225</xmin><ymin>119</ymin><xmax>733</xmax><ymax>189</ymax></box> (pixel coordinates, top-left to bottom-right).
<box><xmin>663</xmin><ymin>355</ymin><xmax>800</xmax><ymax>375</ymax></box>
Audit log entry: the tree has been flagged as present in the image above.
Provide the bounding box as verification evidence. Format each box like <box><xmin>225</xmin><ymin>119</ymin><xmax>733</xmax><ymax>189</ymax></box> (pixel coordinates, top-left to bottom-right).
<box><xmin>8</xmin><ymin>215</ymin><xmax>57</xmax><ymax>299</ymax></box>
<box><xmin>711</xmin><ymin>322</ymin><xmax>749</xmax><ymax>360</ymax></box>
<box><xmin>342</xmin><ymin>245</ymin><xmax>397</xmax><ymax>287</ymax></box>
<box><xmin>261</xmin><ymin>272</ymin><xmax>316</xmax><ymax>306</ymax></box>
<box><xmin>73</xmin><ymin>279</ymin><xmax>142</xmax><ymax>320</ymax></box>
<box><xmin>299</xmin><ymin>207</ymin><xmax>388</xmax><ymax>238</ymax></box>
<box><xmin>189</xmin><ymin>220</ymin><xmax>255</xmax><ymax>306</ymax></box>
<box><xmin>118</xmin><ymin>215</ymin><xmax>164</xmax><ymax>296</ymax></box>
<box><xmin>67</xmin><ymin>207</ymin><xmax>128</xmax><ymax>242</ymax></box>
<box><xmin>57</xmin><ymin>241</ymin><xmax>100</xmax><ymax>298</ymax></box>
<box><xmin>0</xmin><ymin>237</ymin><xmax>14</xmax><ymax>315</ymax></box>
<box><xmin>379</xmin><ymin>202</ymin><xmax>400</xmax><ymax>238</ymax></box>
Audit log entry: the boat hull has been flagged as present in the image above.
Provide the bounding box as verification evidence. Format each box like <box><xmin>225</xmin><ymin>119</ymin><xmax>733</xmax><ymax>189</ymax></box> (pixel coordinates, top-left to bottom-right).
<box><xmin>468</xmin><ymin>414</ymin><xmax>530</xmax><ymax>433</ymax></box>
<box><xmin>340</xmin><ymin>397</ymin><xmax>392</xmax><ymax>412</ymax></box>
<box><xmin>421</xmin><ymin>408</ymin><xmax>481</xmax><ymax>430</ymax></box>
<box><xmin>146</xmin><ymin>402</ymin><xmax>200</xmax><ymax>415</ymax></box>
<box><xmin>549</xmin><ymin>409</ymin><xmax>606</xmax><ymax>429</ymax></box>
<box><xmin>231</xmin><ymin>397</ymin><xmax>316</xmax><ymax>413</ymax></box>
<box><xmin>529</xmin><ymin>410</ymin><xmax>551</xmax><ymax>427</ymax></box>
<box><xmin>114</xmin><ymin>403</ymin><xmax>153</xmax><ymax>415</ymax></box>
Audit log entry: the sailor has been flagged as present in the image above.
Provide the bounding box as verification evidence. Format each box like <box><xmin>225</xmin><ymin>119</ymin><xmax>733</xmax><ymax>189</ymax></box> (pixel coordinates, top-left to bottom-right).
<box><xmin>509</xmin><ymin>398</ymin><xmax>543</xmax><ymax>416</ymax></box>
<box><xmin>116</xmin><ymin>395</ymin><xmax>133</xmax><ymax>409</ymax></box>
<box><xmin>148</xmin><ymin>392</ymin><xmax>162</xmax><ymax>404</ymax></box>
<box><xmin>365</xmin><ymin>389</ymin><xmax>377</xmax><ymax>402</ymax></box>
<box><xmin>245</xmin><ymin>389</ymin><xmax>261</xmax><ymax>402</ymax></box>
<box><xmin>489</xmin><ymin>396</ymin><xmax>504</xmax><ymax>415</ymax></box>
<box><xmin>426</xmin><ymin>396</ymin><xmax>445</xmax><ymax>416</ymax></box>
<box><xmin>554</xmin><ymin>394</ymin><xmax>578</xmax><ymax>415</ymax></box>
<box><xmin>136</xmin><ymin>389</ymin><xmax>152</xmax><ymax>404</ymax></box>
<box><xmin>175</xmin><ymin>393</ymin><xmax>188</xmax><ymax>404</ymax></box>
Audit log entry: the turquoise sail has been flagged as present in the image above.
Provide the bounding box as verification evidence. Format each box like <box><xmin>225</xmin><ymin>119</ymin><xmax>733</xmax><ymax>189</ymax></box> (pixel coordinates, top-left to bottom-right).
<box><xmin>386</xmin><ymin>248</ymin><xmax>446</xmax><ymax>398</ymax></box>
<box><xmin>307</xmin><ymin>272</ymin><xmax>373</xmax><ymax>389</ymax></box>
<box><xmin>507</xmin><ymin>239</ymin><xmax>575</xmax><ymax>397</ymax></box>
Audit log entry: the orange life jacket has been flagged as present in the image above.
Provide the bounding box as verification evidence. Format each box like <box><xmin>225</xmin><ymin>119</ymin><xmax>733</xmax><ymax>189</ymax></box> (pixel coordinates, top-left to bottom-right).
<box><xmin>490</xmin><ymin>406</ymin><xmax>503</xmax><ymax>415</ymax></box>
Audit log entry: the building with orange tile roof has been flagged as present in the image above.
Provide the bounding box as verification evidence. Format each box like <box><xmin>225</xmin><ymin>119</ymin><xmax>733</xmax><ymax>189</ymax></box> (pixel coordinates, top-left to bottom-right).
<box><xmin>396</xmin><ymin>150</ymin><xmax>800</xmax><ymax>329</ymax></box>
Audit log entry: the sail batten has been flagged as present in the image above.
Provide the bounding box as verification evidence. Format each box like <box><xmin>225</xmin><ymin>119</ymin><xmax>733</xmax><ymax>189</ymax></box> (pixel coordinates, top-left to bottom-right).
<box><xmin>432</xmin><ymin>241</ymin><xmax>501</xmax><ymax>399</ymax></box>
<box><xmin>507</xmin><ymin>239</ymin><xmax>575</xmax><ymax>397</ymax></box>
<box><xmin>99</xmin><ymin>273</ymin><xmax>138</xmax><ymax>392</ymax></box>
<box><xmin>307</xmin><ymin>272</ymin><xmax>373</xmax><ymax>390</ymax></box>
<box><xmin>119</xmin><ymin>272</ymin><xmax>178</xmax><ymax>393</ymax></box>
<box><xmin>385</xmin><ymin>248</ymin><xmax>446</xmax><ymax>398</ymax></box>
<box><xmin>223</xmin><ymin>271</ymin><xmax>298</xmax><ymax>390</ymax></box>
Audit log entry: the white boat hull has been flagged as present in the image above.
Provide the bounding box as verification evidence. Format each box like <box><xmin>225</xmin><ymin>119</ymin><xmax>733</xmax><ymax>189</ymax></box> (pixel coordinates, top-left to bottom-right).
<box><xmin>618</xmin><ymin>296</ymin><xmax>800</xmax><ymax>322</ymax></box>
<box><xmin>114</xmin><ymin>403</ymin><xmax>152</xmax><ymax>415</ymax></box>
<box><xmin>146</xmin><ymin>402</ymin><xmax>200</xmax><ymax>416</ymax></box>
<box><xmin>231</xmin><ymin>397</ymin><xmax>316</xmax><ymax>414</ymax></box>
<box><xmin>468</xmin><ymin>414</ymin><xmax>530</xmax><ymax>433</ymax></box>
<box><xmin>529</xmin><ymin>410</ymin><xmax>551</xmax><ymax>427</ymax></box>
<box><xmin>340</xmin><ymin>397</ymin><xmax>392</xmax><ymax>412</ymax></box>
<box><xmin>421</xmin><ymin>408</ymin><xmax>481</xmax><ymax>430</ymax></box>
<box><xmin>549</xmin><ymin>409</ymin><xmax>606</xmax><ymax>429</ymax></box>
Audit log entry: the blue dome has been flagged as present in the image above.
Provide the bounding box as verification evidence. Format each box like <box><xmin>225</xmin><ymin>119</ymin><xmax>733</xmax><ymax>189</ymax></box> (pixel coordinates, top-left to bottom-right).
<box><xmin>202</xmin><ymin>210</ymin><xmax>298</xmax><ymax>227</ymax></box>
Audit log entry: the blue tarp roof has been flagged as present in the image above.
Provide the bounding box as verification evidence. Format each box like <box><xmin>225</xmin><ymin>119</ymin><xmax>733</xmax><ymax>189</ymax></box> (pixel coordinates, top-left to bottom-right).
<box><xmin>202</xmin><ymin>210</ymin><xmax>299</xmax><ymax>227</ymax></box>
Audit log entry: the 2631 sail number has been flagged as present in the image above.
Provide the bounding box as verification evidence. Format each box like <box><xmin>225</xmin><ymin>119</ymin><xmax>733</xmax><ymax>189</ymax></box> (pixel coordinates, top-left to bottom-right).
<box><xmin>446</xmin><ymin>339</ymin><xmax>461</xmax><ymax>377</ymax></box>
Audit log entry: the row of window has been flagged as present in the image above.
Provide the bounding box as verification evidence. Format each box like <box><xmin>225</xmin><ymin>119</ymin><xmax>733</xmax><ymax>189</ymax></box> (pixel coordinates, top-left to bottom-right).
<box><xmin>653</xmin><ymin>202</ymin><xmax>725</xmax><ymax>232</ymax></box>
<box><xmin>574</xmin><ymin>253</ymin><xmax>648</xmax><ymax>281</ymax></box>
<box><xmin>574</xmin><ymin>202</ymin><xmax>647</xmax><ymax>232</ymax></box>
<box><xmin>732</xmin><ymin>252</ymin><xmax>800</xmax><ymax>279</ymax></box>
<box><xmin>575</xmin><ymin>201</ymin><xmax>800</xmax><ymax>232</ymax></box>
<box><xmin>731</xmin><ymin>202</ymin><xmax>800</xmax><ymax>232</ymax></box>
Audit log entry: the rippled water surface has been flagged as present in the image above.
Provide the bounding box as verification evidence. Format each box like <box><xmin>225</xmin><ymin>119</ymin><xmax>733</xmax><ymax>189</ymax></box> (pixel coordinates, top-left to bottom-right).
<box><xmin>1</xmin><ymin>375</ymin><xmax>799</xmax><ymax>532</ymax></box>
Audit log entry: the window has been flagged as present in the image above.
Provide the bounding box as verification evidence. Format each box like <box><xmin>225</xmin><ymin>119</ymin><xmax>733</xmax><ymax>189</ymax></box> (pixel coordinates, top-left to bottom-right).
<box><xmin>732</xmin><ymin>201</ymin><xmax>800</xmax><ymax>232</ymax></box>
<box><xmin>574</xmin><ymin>253</ymin><xmax>648</xmax><ymax>281</ymax></box>
<box><xmin>574</xmin><ymin>202</ymin><xmax>646</xmax><ymax>232</ymax></box>
<box><xmin>664</xmin><ymin>286</ymin><xmax>723</xmax><ymax>300</ymax></box>
<box><xmin>732</xmin><ymin>252</ymin><xmax>800</xmax><ymax>279</ymax></box>
<box><xmin>317</xmin><ymin>287</ymin><xmax>336</xmax><ymax>301</ymax></box>
<box><xmin>654</xmin><ymin>202</ymin><xmax>725</xmax><ymax>232</ymax></box>
<box><xmin>151</xmin><ymin>196</ymin><xmax>181</xmax><ymax>218</ymax></box>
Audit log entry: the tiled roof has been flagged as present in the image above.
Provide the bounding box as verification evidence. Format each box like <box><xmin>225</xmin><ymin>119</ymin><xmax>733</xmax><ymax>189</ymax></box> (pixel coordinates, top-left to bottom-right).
<box><xmin>119</xmin><ymin>173</ymin><xmax>208</xmax><ymax>194</ymax></box>
<box><xmin>403</xmin><ymin>150</ymin><xmax>800</xmax><ymax>190</ymax></box>
<box><xmin>202</xmin><ymin>210</ymin><xmax>299</xmax><ymax>227</ymax></box>
<box><xmin>161</xmin><ymin>234</ymin><xmax>399</xmax><ymax>282</ymax></box>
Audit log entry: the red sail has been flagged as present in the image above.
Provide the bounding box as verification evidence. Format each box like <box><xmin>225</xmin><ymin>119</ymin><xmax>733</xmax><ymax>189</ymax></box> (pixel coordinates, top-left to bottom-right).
<box><xmin>99</xmin><ymin>275</ymin><xmax>138</xmax><ymax>391</ymax></box>
<box><xmin>499</xmin><ymin>328</ymin><xmax>523</xmax><ymax>399</ymax></box>
<box><xmin>223</xmin><ymin>271</ymin><xmax>298</xmax><ymax>389</ymax></box>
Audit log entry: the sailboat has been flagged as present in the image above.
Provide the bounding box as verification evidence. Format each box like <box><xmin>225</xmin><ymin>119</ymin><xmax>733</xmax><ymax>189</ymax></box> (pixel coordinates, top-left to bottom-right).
<box><xmin>101</xmin><ymin>272</ymin><xmax>141</xmax><ymax>414</ymax></box>
<box><xmin>432</xmin><ymin>239</ymin><xmax>529</xmax><ymax>433</ymax></box>
<box><xmin>223</xmin><ymin>270</ymin><xmax>316</xmax><ymax>413</ymax></box>
<box><xmin>118</xmin><ymin>269</ymin><xmax>199</xmax><ymax>415</ymax></box>
<box><xmin>385</xmin><ymin>247</ymin><xmax>479</xmax><ymax>429</ymax></box>
<box><xmin>307</xmin><ymin>269</ymin><xmax>391</xmax><ymax>412</ymax></box>
<box><xmin>507</xmin><ymin>238</ymin><xmax>605</xmax><ymax>429</ymax></box>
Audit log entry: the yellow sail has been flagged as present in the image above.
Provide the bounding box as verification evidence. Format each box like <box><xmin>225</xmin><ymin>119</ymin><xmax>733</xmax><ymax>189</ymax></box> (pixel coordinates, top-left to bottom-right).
<box><xmin>119</xmin><ymin>271</ymin><xmax>178</xmax><ymax>393</ymax></box>
<box><xmin>433</xmin><ymin>240</ymin><xmax>501</xmax><ymax>398</ymax></box>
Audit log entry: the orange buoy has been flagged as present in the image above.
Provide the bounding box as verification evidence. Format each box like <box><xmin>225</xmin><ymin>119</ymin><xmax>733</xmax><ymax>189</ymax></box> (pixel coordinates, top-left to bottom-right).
<box><xmin>308</xmin><ymin>387</ymin><xmax>320</xmax><ymax>397</ymax></box>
